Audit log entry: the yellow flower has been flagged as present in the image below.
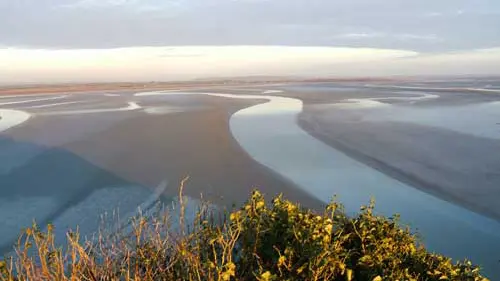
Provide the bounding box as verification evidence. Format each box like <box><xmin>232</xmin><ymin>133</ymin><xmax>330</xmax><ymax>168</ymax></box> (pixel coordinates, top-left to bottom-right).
<box><xmin>221</xmin><ymin>262</ymin><xmax>236</xmax><ymax>280</ymax></box>
<box><xmin>230</xmin><ymin>212</ymin><xmax>239</xmax><ymax>221</ymax></box>
<box><xmin>259</xmin><ymin>271</ymin><xmax>273</xmax><ymax>281</ymax></box>
<box><xmin>324</xmin><ymin>224</ymin><xmax>333</xmax><ymax>234</ymax></box>
<box><xmin>323</xmin><ymin>235</ymin><xmax>331</xmax><ymax>244</ymax></box>
<box><xmin>227</xmin><ymin>262</ymin><xmax>235</xmax><ymax>273</ymax></box>
<box><xmin>346</xmin><ymin>269</ymin><xmax>353</xmax><ymax>281</ymax></box>
<box><xmin>221</xmin><ymin>271</ymin><xmax>232</xmax><ymax>281</ymax></box>
<box><xmin>278</xmin><ymin>256</ymin><xmax>286</xmax><ymax>266</ymax></box>
<box><xmin>297</xmin><ymin>265</ymin><xmax>306</xmax><ymax>274</ymax></box>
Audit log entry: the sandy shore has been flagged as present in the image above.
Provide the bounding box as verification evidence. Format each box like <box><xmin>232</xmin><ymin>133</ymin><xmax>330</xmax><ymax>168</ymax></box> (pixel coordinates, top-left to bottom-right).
<box><xmin>0</xmin><ymin>82</ymin><xmax>251</xmax><ymax>96</ymax></box>
<box><xmin>0</xmin><ymin>92</ymin><xmax>324</xmax><ymax>255</ymax></box>
<box><xmin>2</xmin><ymin>82</ymin><xmax>499</xmax><ymax>277</ymax></box>
<box><xmin>299</xmin><ymin>111</ymin><xmax>500</xmax><ymax>222</ymax></box>
<box><xmin>58</xmin><ymin>98</ymin><xmax>324</xmax><ymax>210</ymax></box>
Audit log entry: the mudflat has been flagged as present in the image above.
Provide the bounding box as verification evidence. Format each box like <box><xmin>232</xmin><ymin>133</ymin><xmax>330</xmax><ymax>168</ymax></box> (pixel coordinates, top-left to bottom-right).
<box><xmin>61</xmin><ymin>100</ymin><xmax>324</xmax><ymax>209</ymax></box>
<box><xmin>290</xmin><ymin>84</ymin><xmax>500</xmax><ymax>222</ymax></box>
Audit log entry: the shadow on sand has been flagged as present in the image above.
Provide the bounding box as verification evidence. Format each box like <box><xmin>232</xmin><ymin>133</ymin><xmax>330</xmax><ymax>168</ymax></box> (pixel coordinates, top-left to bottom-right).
<box><xmin>0</xmin><ymin>136</ymin><xmax>147</xmax><ymax>255</ymax></box>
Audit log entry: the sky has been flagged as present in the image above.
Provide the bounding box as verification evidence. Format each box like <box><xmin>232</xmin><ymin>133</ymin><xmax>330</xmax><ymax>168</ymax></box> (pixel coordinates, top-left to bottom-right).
<box><xmin>1</xmin><ymin>0</ymin><xmax>500</xmax><ymax>83</ymax></box>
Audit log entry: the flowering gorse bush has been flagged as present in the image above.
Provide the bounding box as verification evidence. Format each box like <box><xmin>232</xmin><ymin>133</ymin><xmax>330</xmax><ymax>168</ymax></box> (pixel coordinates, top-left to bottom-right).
<box><xmin>0</xmin><ymin>190</ymin><xmax>489</xmax><ymax>281</ymax></box>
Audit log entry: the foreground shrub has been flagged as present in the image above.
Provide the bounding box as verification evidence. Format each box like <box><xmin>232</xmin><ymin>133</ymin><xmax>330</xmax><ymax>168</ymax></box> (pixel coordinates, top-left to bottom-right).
<box><xmin>0</xmin><ymin>191</ymin><xmax>488</xmax><ymax>281</ymax></box>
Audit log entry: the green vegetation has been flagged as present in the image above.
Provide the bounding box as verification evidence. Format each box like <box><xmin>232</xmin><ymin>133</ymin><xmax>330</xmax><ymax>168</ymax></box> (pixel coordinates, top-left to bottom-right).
<box><xmin>0</xmin><ymin>190</ymin><xmax>488</xmax><ymax>281</ymax></box>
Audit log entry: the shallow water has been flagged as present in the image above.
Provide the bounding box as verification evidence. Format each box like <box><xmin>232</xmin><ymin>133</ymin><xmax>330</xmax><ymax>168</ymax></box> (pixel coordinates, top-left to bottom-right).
<box><xmin>328</xmin><ymin>99</ymin><xmax>500</xmax><ymax>140</ymax></box>
<box><xmin>48</xmin><ymin>89</ymin><xmax>500</xmax><ymax>278</ymax></box>
<box><xmin>0</xmin><ymin>111</ymin><xmax>163</xmax><ymax>254</ymax></box>
<box><xmin>227</xmin><ymin>93</ymin><xmax>500</xmax><ymax>279</ymax></box>
<box><xmin>0</xmin><ymin>109</ymin><xmax>30</xmax><ymax>132</ymax></box>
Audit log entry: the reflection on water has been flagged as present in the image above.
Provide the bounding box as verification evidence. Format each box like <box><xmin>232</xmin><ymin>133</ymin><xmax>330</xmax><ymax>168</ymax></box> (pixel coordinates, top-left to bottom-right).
<box><xmin>118</xmin><ymin>89</ymin><xmax>500</xmax><ymax>278</ymax></box>
<box><xmin>330</xmin><ymin>98</ymin><xmax>500</xmax><ymax>140</ymax></box>
<box><xmin>227</xmin><ymin>93</ymin><xmax>500</xmax><ymax>279</ymax></box>
<box><xmin>0</xmin><ymin>109</ymin><xmax>30</xmax><ymax>132</ymax></box>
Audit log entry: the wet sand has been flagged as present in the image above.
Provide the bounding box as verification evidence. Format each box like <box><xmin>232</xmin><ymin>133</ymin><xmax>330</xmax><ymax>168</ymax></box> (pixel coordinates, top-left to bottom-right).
<box><xmin>57</xmin><ymin>98</ymin><xmax>324</xmax><ymax>209</ymax></box>
<box><xmin>0</xmin><ymin>91</ymin><xmax>324</xmax><ymax>255</ymax></box>
<box><xmin>300</xmin><ymin>116</ymin><xmax>500</xmax><ymax>221</ymax></box>
<box><xmin>291</xmin><ymin>84</ymin><xmax>500</xmax><ymax>222</ymax></box>
<box><xmin>1</xmin><ymin>92</ymin><xmax>323</xmax><ymax>211</ymax></box>
<box><xmin>3</xmin><ymin>82</ymin><xmax>500</xmax><ymax>277</ymax></box>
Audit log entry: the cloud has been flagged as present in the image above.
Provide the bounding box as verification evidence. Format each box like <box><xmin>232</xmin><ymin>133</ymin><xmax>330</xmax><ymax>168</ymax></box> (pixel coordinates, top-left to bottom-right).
<box><xmin>376</xmin><ymin>47</ymin><xmax>500</xmax><ymax>76</ymax></box>
<box><xmin>424</xmin><ymin>10</ymin><xmax>463</xmax><ymax>17</ymax></box>
<box><xmin>55</xmin><ymin>0</ymin><xmax>188</xmax><ymax>15</ymax></box>
<box><xmin>336</xmin><ymin>33</ymin><xmax>442</xmax><ymax>42</ymax></box>
<box><xmin>336</xmin><ymin>33</ymin><xmax>385</xmax><ymax>39</ymax></box>
<box><xmin>424</xmin><ymin>12</ymin><xmax>444</xmax><ymax>17</ymax></box>
<box><xmin>0</xmin><ymin>0</ymin><xmax>498</xmax><ymax>52</ymax></box>
<box><xmin>58</xmin><ymin>0</ymin><xmax>139</xmax><ymax>9</ymax></box>
<box><xmin>0</xmin><ymin>46</ymin><xmax>418</xmax><ymax>83</ymax></box>
<box><xmin>423</xmin><ymin>9</ymin><xmax>500</xmax><ymax>17</ymax></box>
<box><xmin>1</xmin><ymin>45</ymin><xmax>499</xmax><ymax>84</ymax></box>
<box><xmin>396</xmin><ymin>34</ymin><xmax>442</xmax><ymax>42</ymax></box>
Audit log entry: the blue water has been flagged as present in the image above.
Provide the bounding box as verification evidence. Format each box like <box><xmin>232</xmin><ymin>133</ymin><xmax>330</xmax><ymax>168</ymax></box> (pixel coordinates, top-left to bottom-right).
<box><xmin>227</xmin><ymin>94</ymin><xmax>500</xmax><ymax>279</ymax></box>
<box><xmin>130</xmin><ymin>90</ymin><xmax>500</xmax><ymax>279</ymax></box>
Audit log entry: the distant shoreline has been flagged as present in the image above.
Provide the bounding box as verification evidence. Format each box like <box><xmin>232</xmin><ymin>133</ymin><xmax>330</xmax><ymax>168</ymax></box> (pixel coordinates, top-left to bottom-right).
<box><xmin>3</xmin><ymin>79</ymin><xmax>500</xmax><ymax>98</ymax></box>
<box><xmin>0</xmin><ymin>78</ymin><xmax>399</xmax><ymax>96</ymax></box>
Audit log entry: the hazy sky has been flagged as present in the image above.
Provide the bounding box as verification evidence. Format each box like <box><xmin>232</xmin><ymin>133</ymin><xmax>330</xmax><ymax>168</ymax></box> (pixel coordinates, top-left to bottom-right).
<box><xmin>1</xmin><ymin>0</ymin><xmax>499</xmax><ymax>83</ymax></box>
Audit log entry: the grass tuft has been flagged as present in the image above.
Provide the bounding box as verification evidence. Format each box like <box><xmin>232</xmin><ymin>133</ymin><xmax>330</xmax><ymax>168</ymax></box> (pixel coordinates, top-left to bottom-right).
<box><xmin>0</xmin><ymin>190</ymin><xmax>489</xmax><ymax>281</ymax></box>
